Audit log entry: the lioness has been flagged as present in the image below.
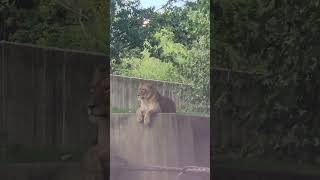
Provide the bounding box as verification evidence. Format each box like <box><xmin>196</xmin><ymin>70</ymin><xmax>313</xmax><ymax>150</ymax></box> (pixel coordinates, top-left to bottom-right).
<box><xmin>83</xmin><ymin>64</ymin><xmax>109</xmax><ymax>180</ymax></box>
<box><xmin>136</xmin><ymin>80</ymin><xmax>176</xmax><ymax>126</ymax></box>
<box><xmin>87</xmin><ymin>64</ymin><xmax>109</xmax><ymax>124</ymax></box>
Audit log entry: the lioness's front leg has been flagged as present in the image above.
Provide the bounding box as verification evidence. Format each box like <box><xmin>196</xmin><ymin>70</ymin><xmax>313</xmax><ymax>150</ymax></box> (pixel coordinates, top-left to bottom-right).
<box><xmin>136</xmin><ymin>108</ymin><xmax>144</xmax><ymax>123</ymax></box>
<box><xmin>82</xmin><ymin>145</ymin><xmax>106</xmax><ymax>180</ymax></box>
<box><xmin>144</xmin><ymin>106</ymin><xmax>161</xmax><ymax>126</ymax></box>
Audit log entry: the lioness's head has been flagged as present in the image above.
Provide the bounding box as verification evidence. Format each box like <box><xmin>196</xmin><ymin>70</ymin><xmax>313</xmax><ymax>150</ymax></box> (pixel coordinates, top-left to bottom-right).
<box><xmin>137</xmin><ymin>81</ymin><xmax>158</xmax><ymax>101</ymax></box>
<box><xmin>87</xmin><ymin>64</ymin><xmax>109</xmax><ymax>123</ymax></box>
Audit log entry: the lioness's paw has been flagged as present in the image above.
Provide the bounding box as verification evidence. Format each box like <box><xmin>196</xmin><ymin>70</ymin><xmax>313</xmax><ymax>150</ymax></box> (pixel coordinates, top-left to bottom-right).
<box><xmin>136</xmin><ymin>112</ymin><xmax>143</xmax><ymax>123</ymax></box>
<box><xmin>144</xmin><ymin>115</ymin><xmax>151</xmax><ymax>126</ymax></box>
<box><xmin>137</xmin><ymin>116</ymin><xmax>143</xmax><ymax>123</ymax></box>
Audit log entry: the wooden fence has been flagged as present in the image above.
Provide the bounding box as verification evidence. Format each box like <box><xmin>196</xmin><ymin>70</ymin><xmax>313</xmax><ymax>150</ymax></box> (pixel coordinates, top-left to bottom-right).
<box><xmin>110</xmin><ymin>75</ymin><xmax>190</xmax><ymax>111</ymax></box>
<box><xmin>212</xmin><ymin>68</ymin><xmax>263</xmax><ymax>149</ymax></box>
<box><xmin>0</xmin><ymin>41</ymin><xmax>262</xmax><ymax>153</ymax></box>
<box><xmin>0</xmin><ymin>41</ymin><xmax>105</xmax><ymax>150</ymax></box>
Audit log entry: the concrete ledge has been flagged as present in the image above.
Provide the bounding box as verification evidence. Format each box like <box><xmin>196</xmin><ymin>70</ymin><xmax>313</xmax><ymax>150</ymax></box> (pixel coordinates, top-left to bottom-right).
<box><xmin>110</xmin><ymin>113</ymin><xmax>209</xmax><ymax>180</ymax></box>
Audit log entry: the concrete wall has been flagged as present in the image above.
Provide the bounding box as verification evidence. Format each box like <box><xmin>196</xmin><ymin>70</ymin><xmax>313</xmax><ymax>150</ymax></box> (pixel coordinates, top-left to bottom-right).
<box><xmin>0</xmin><ymin>41</ymin><xmax>105</xmax><ymax>150</ymax></box>
<box><xmin>110</xmin><ymin>113</ymin><xmax>210</xmax><ymax>180</ymax></box>
<box><xmin>111</xmin><ymin>68</ymin><xmax>262</xmax><ymax>151</ymax></box>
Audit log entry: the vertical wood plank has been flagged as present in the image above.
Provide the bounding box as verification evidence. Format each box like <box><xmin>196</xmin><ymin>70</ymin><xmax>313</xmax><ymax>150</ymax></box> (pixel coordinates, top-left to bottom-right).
<box><xmin>1</xmin><ymin>42</ymin><xmax>105</xmax><ymax>150</ymax></box>
<box><xmin>6</xmin><ymin>44</ymin><xmax>34</xmax><ymax>147</ymax></box>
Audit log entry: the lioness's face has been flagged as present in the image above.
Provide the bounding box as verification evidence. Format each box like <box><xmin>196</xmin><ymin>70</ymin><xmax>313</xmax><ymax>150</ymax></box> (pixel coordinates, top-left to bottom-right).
<box><xmin>137</xmin><ymin>81</ymin><xmax>154</xmax><ymax>100</ymax></box>
<box><xmin>87</xmin><ymin>65</ymin><xmax>109</xmax><ymax>123</ymax></box>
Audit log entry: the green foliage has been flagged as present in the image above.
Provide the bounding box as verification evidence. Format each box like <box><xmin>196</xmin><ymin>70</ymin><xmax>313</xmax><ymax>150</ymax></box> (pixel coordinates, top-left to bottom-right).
<box><xmin>111</xmin><ymin>0</ymin><xmax>156</xmax><ymax>60</ymax></box>
<box><xmin>112</xmin><ymin>0</ymin><xmax>210</xmax><ymax>113</ymax></box>
<box><xmin>113</xmin><ymin>45</ymin><xmax>184</xmax><ymax>82</ymax></box>
<box><xmin>214</xmin><ymin>0</ymin><xmax>320</xmax><ymax>162</ymax></box>
<box><xmin>152</xmin><ymin>28</ymin><xmax>188</xmax><ymax>65</ymax></box>
<box><xmin>179</xmin><ymin>0</ymin><xmax>210</xmax><ymax>112</ymax></box>
<box><xmin>181</xmin><ymin>35</ymin><xmax>210</xmax><ymax>112</ymax></box>
<box><xmin>112</xmin><ymin>107</ymin><xmax>136</xmax><ymax>113</ymax></box>
<box><xmin>213</xmin><ymin>0</ymin><xmax>272</xmax><ymax>72</ymax></box>
<box><xmin>1</xmin><ymin>0</ymin><xmax>108</xmax><ymax>53</ymax></box>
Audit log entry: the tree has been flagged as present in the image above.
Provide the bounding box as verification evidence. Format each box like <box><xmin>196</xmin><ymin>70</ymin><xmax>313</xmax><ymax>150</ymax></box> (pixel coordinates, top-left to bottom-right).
<box><xmin>111</xmin><ymin>0</ymin><xmax>156</xmax><ymax>61</ymax></box>
<box><xmin>213</xmin><ymin>0</ymin><xmax>320</xmax><ymax>162</ymax></box>
<box><xmin>1</xmin><ymin>0</ymin><xmax>108</xmax><ymax>53</ymax></box>
<box><xmin>112</xmin><ymin>0</ymin><xmax>210</xmax><ymax>113</ymax></box>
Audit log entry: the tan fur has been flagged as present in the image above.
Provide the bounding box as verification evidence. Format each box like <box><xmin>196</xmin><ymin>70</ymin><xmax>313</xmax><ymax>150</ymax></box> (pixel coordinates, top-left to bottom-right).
<box><xmin>136</xmin><ymin>80</ymin><xmax>176</xmax><ymax>126</ymax></box>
